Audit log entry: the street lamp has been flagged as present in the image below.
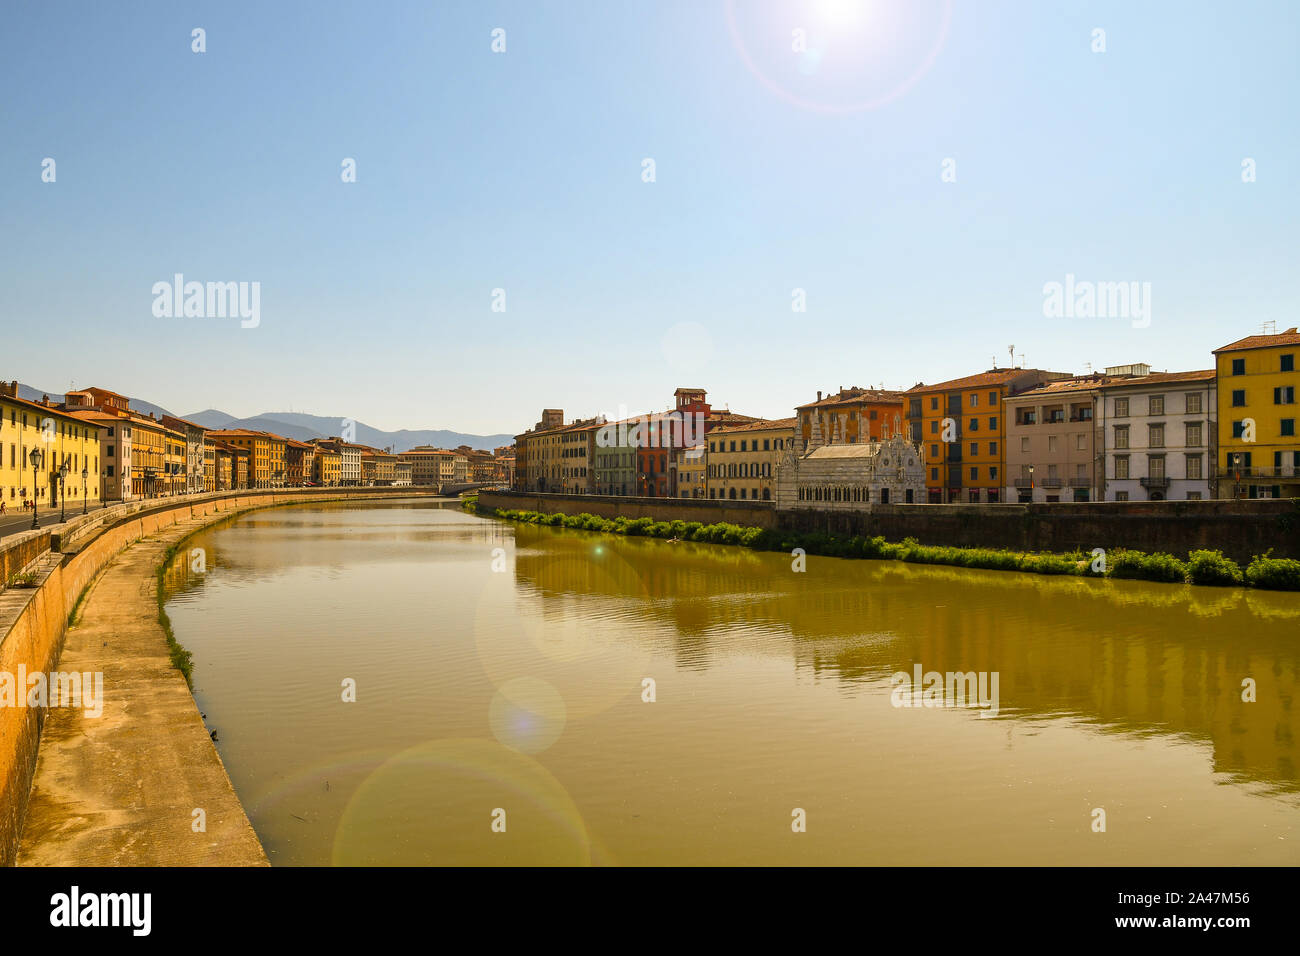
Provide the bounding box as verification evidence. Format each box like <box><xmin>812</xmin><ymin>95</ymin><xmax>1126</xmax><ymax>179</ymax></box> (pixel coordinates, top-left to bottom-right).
<box><xmin>1232</xmin><ymin>453</ymin><xmax>1242</xmax><ymax>500</ymax></box>
<box><xmin>58</xmin><ymin>459</ymin><xmax>69</xmax><ymax>522</ymax></box>
<box><xmin>1028</xmin><ymin>464</ymin><xmax>1035</xmax><ymax>503</ymax></box>
<box><xmin>82</xmin><ymin>465</ymin><xmax>89</xmax><ymax>515</ymax></box>
<box><xmin>28</xmin><ymin>447</ymin><xmax>44</xmax><ymax>530</ymax></box>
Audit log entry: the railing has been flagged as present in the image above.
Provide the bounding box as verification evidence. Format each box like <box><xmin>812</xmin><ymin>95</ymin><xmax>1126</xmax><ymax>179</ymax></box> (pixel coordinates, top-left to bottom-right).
<box><xmin>1069</xmin><ymin>476</ymin><xmax>1092</xmax><ymax>487</ymax></box>
<box><xmin>1041</xmin><ymin>478</ymin><xmax>1064</xmax><ymax>488</ymax></box>
<box><xmin>1013</xmin><ymin>478</ymin><xmax>1033</xmax><ymax>489</ymax></box>
<box><xmin>1216</xmin><ymin>466</ymin><xmax>1298</xmax><ymax>479</ymax></box>
<box><xmin>1139</xmin><ymin>476</ymin><xmax>1170</xmax><ymax>489</ymax></box>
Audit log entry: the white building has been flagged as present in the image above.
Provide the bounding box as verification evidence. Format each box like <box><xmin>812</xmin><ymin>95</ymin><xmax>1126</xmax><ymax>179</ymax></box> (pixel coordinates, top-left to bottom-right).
<box><xmin>776</xmin><ymin>428</ymin><xmax>926</xmax><ymax>509</ymax></box>
<box><xmin>1099</xmin><ymin>367</ymin><xmax>1217</xmax><ymax>501</ymax></box>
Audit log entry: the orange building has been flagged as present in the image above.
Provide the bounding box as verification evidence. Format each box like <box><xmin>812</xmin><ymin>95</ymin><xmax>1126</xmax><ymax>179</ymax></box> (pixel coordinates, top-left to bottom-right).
<box><xmin>906</xmin><ymin>368</ymin><xmax>1072</xmax><ymax>503</ymax></box>
<box><xmin>795</xmin><ymin>386</ymin><xmax>905</xmax><ymax>452</ymax></box>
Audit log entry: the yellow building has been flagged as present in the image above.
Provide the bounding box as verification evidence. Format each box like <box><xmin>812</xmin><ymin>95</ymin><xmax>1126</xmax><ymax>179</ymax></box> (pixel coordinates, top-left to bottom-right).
<box><xmin>0</xmin><ymin>384</ymin><xmax>102</xmax><ymax>513</ymax></box>
<box><xmin>208</xmin><ymin>430</ymin><xmax>288</xmax><ymax>488</ymax></box>
<box><xmin>1214</xmin><ymin>327</ymin><xmax>1300</xmax><ymax>498</ymax></box>
<box><xmin>706</xmin><ymin>417</ymin><xmax>797</xmax><ymax>500</ymax></box>
<box><xmin>313</xmin><ymin>446</ymin><xmax>342</xmax><ymax>486</ymax></box>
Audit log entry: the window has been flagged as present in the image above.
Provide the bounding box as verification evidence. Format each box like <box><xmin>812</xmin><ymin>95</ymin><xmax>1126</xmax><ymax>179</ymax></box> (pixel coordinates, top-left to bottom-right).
<box><xmin>1048</xmin><ymin>436</ymin><xmax>1057</xmax><ymax>452</ymax></box>
<box><xmin>930</xmin><ymin>443</ymin><xmax>939</xmax><ymax>457</ymax></box>
<box><xmin>969</xmin><ymin>394</ymin><xmax>978</xmax><ymax>407</ymax></box>
<box><xmin>1116</xmin><ymin>491</ymin><xmax>1129</xmax><ymax>501</ymax></box>
<box><xmin>1115</xmin><ymin>456</ymin><xmax>1130</xmax><ymax>479</ymax></box>
<box><xmin>1232</xmin><ymin>420</ymin><xmax>1247</xmax><ymax>439</ymax></box>
<box><xmin>970</xmin><ymin>467</ymin><xmax>978</xmax><ymax>481</ymax></box>
<box><xmin>1284</xmin><ymin>419</ymin><xmax>1296</xmax><ymax>437</ymax></box>
<box><xmin>1186</xmin><ymin>393</ymin><xmax>1202</xmax><ymax>414</ymax></box>
<box><xmin>1232</xmin><ymin>358</ymin><xmax>1245</xmax><ymax>375</ymax></box>
<box><xmin>1281</xmin><ymin>354</ymin><xmax>1294</xmax><ymax>372</ymax></box>
<box><xmin>969</xmin><ymin>418</ymin><xmax>978</xmax><ymax>431</ymax></box>
<box><xmin>1149</xmin><ymin>396</ymin><xmax>1164</xmax><ymax>415</ymax></box>
<box><xmin>1114</xmin><ymin>398</ymin><xmax>1129</xmax><ymax>417</ymax></box>
<box><xmin>969</xmin><ymin>442</ymin><xmax>978</xmax><ymax>456</ymax></box>
<box><xmin>1232</xmin><ymin>389</ymin><xmax>1247</xmax><ymax>407</ymax></box>
<box><xmin>990</xmin><ymin>467</ymin><xmax>998</xmax><ymax>480</ymax></box>
<box><xmin>931</xmin><ymin>467</ymin><xmax>939</xmax><ymax>481</ymax></box>
<box><xmin>1020</xmin><ymin>437</ymin><xmax>1029</xmax><ymax>452</ymax></box>
<box><xmin>989</xmin><ymin>442</ymin><xmax>997</xmax><ymax>455</ymax></box>
<box><xmin>930</xmin><ymin>420</ymin><xmax>938</xmax><ymax>434</ymax></box>
<box><xmin>989</xmin><ymin>392</ymin><xmax>997</xmax><ymax>405</ymax></box>
<box><xmin>1186</xmin><ymin>423</ymin><xmax>1202</xmax><ymax>446</ymax></box>
<box><xmin>1274</xmin><ymin>386</ymin><xmax>1296</xmax><ymax>404</ymax></box>
<box><xmin>930</xmin><ymin>397</ymin><xmax>939</xmax><ymax>410</ymax></box>
<box><xmin>1149</xmin><ymin>424</ymin><xmax>1164</xmax><ymax>448</ymax></box>
<box><xmin>1148</xmin><ymin>456</ymin><xmax>1166</xmax><ymax>480</ymax></box>
<box><xmin>1186</xmin><ymin>455</ymin><xmax>1202</xmax><ymax>480</ymax></box>
<box><xmin>989</xmin><ymin>417</ymin><xmax>997</xmax><ymax>430</ymax></box>
<box><xmin>1187</xmin><ymin>491</ymin><xmax>1202</xmax><ymax>500</ymax></box>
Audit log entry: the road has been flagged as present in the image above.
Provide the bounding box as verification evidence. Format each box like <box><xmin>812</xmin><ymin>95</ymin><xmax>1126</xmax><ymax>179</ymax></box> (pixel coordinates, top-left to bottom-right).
<box><xmin>0</xmin><ymin>494</ymin><xmax>106</xmax><ymax>542</ymax></box>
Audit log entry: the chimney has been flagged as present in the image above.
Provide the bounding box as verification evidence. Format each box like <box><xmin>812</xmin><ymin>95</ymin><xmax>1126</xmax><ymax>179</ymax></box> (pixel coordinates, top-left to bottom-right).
<box><xmin>0</xmin><ymin>381</ymin><xmax>16</xmax><ymax>398</ymax></box>
<box><xmin>816</xmin><ymin>391</ymin><xmax>822</xmax><ymax>401</ymax></box>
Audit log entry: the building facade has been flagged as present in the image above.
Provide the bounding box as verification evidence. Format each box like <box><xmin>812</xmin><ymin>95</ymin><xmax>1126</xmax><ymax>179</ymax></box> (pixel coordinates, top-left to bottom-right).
<box><xmin>775</xmin><ymin>432</ymin><xmax>927</xmax><ymax>509</ymax></box>
<box><xmin>706</xmin><ymin>417</ymin><xmax>797</xmax><ymax>501</ymax></box>
<box><xmin>1004</xmin><ymin>377</ymin><xmax>1103</xmax><ymax>503</ymax></box>
<box><xmin>795</xmin><ymin>387</ymin><xmax>904</xmax><ymax>453</ymax></box>
<box><xmin>1213</xmin><ymin>328</ymin><xmax>1300</xmax><ymax>499</ymax></box>
<box><xmin>906</xmin><ymin>368</ymin><xmax>1073</xmax><ymax>503</ymax></box>
<box><xmin>1100</xmin><ymin>369</ymin><xmax>1217</xmax><ymax>501</ymax></box>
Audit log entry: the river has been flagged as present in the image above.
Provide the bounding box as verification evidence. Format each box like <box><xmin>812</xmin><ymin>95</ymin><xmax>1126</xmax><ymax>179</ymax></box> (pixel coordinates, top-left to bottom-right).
<box><xmin>161</xmin><ymin>499</ymin><xmax>1300</xmax><ymax>865</ymax></box>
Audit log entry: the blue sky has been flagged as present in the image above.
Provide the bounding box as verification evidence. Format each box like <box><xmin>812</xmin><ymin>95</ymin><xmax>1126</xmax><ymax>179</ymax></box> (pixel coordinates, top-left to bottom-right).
<box><xmin>2</xmin><ymin>0</ymin><xmax>1296</xmax><ymax>434</ymax></box>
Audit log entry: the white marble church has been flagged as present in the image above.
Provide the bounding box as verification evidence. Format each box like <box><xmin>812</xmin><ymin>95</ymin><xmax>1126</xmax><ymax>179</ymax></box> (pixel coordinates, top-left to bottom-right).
<box><xmin>775</xmin><ymin>414</ymin><xmax>927</xmax><ymax>509</ymax></box>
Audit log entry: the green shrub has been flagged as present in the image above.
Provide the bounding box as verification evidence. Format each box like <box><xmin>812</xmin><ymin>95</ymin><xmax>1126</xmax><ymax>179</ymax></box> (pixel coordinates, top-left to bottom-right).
<box><xmin>1185</xmin><ymin>550</ymin><xmax>1244</xmax><ymax>587</ymax></box>
<box><xmin>1107</xmin><ymin>549</ymin><xmax>1186</xmax><ymax>583</ymax></box>
<box><xmin>1245</xmin><ymin>553</ymin><xmax>1300</xmax><ymax>591</ymax></box>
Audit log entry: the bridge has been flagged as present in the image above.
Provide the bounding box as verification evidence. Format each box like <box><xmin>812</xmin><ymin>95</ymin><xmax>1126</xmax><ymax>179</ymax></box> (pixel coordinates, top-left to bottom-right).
<box><xmin>438</xmin><ymin>482</ymin><xmax>505</xmax><ymax>497</ymax></box>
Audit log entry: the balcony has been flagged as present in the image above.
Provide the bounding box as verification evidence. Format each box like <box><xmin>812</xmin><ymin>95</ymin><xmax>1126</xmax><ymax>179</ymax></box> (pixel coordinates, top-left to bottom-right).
<box><xmin>1216</xmin><ymin>466</ymin><xmax>1299</xmax><ymax>480</ymax></box>
<box><xmin>1069</xmin><ymin>476</ymin><xmax>1092</xmax><ymax>487</ymax></box>
<box><xmin>1139</xmin><ymin>476</ymin><xmax>1170</xmax><ymax>489</ymax></box>
<box><xmin>1041</xmin><ymin>477</ymin><xmax>1064</xmax><ymax>489</ymax></box>
<box><xmin>1013</xmin><ymin>478</ymin><xmax>1034</xmax><ymax>489</ymax></box>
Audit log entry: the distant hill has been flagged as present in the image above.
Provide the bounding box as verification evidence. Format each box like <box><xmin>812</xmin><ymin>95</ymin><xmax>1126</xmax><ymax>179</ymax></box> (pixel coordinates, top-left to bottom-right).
<box><xmin>16</xmin><ymin>383</ymin><xmax>174</xmax><ymax>421</ymax></box>
<box><xmin>11</xmin><ymin>385</ymin><xmax>513</xmax><ymax>452</ymax></box>
<box><xmin>181</xmin><ymin>410</ymin><xmax>515</xmax><ymax>453</ymax></box>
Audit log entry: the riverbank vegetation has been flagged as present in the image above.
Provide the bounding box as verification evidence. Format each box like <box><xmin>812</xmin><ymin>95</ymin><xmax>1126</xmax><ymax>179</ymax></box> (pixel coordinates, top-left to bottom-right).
<box><xmin>156</xmin><ymin>543</ymin><xmax>195</xmax><ymax>687</ymax></box>
<box><xmin>476</xmin><ymin>505</ymin><xmax>1300</xmax><ymax>592</ymax></box>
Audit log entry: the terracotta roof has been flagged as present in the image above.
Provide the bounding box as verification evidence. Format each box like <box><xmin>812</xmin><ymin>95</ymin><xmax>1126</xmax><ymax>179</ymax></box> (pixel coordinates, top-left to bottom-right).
<box><xmin>907</xmin><ymin>368</ymin><xmax>1071</xmax><ymax>393</ymax></box>
<box><xmin>796</xmin><ymin>388</ymin><xmax>905</xmax><ymax>410</ymax></box>
<box><xmin>1100</xmin><ymin>369</ymin><xmax>1215</xmax><ymax>388</ymax></box>
<box><xmin>1213</xmin><ymin>329</ymin><xmax>1300</xmax><ymax>353</ymax></box>
<box><xmin>709</xmin><ymin>416</ymin><xmax>798</xmax><ymax>434</ymax></box>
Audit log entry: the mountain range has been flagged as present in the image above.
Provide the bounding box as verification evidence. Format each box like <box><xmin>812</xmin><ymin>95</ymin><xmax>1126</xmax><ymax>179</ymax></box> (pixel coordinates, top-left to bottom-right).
<box><xmin>14</xmin><ymin>384</ymin><xmax>514</xmax><ymax>453</ymax></box>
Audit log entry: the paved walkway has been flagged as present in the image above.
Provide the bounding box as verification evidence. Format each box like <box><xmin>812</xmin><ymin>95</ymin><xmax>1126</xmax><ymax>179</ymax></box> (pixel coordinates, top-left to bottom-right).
<box><xmin>15</xmin><ymin>517</ymin><xmax>267</xmax><ymax>866</ymax></box>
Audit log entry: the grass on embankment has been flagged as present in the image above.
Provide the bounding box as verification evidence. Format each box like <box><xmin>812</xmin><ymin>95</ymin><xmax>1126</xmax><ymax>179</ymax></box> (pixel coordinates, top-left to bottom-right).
<box><xmin>472</xmin><ymin>504</ymin><xmax>1300</xmax><ymax>592</ymax></box>
<box><xmin>155</xmin><ymin>543</ymin><xmax>195</xmax><ymax>688</ymax></box>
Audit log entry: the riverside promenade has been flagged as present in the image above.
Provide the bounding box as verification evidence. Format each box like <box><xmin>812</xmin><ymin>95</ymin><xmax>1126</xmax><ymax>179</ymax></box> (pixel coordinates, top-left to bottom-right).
<box><xmin>1</xmin><ymin>487</ymin><xmax>445</xmax><ymax>866</ymax></box>
<box><xmin>16</xmin><ymin>514</ymin><xmax>266</xmax><ymax>866</ymax></box>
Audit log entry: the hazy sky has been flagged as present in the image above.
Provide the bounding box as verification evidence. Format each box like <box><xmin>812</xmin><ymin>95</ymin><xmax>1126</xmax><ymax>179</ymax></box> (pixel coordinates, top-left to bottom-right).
<box><xmin>3</xmin><ymin>1</ymin><xmax>1296</xmax><ymax>435</ymax></box>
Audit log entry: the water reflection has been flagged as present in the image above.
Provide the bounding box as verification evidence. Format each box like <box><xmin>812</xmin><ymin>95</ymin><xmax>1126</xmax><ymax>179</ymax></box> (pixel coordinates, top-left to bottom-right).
<box><xmin>163</xmin><ymin>502</ymin><xmax>1300</xmax><ymax>865</ymax></box>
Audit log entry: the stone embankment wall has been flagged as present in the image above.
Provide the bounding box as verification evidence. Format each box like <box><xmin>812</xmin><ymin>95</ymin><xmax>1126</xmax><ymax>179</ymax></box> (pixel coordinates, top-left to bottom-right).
<box><xmin>477</xmin><ymin>491</ymin><xmax>1299</xmax><ymax>565</ymax></box>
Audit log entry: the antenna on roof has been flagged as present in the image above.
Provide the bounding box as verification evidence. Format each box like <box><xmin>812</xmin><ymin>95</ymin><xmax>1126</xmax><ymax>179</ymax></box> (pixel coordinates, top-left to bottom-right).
<box><xmin>1263</xmin><ymin>320</ymin><xmax>1277</xmax><ymax>335</ymax></box>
